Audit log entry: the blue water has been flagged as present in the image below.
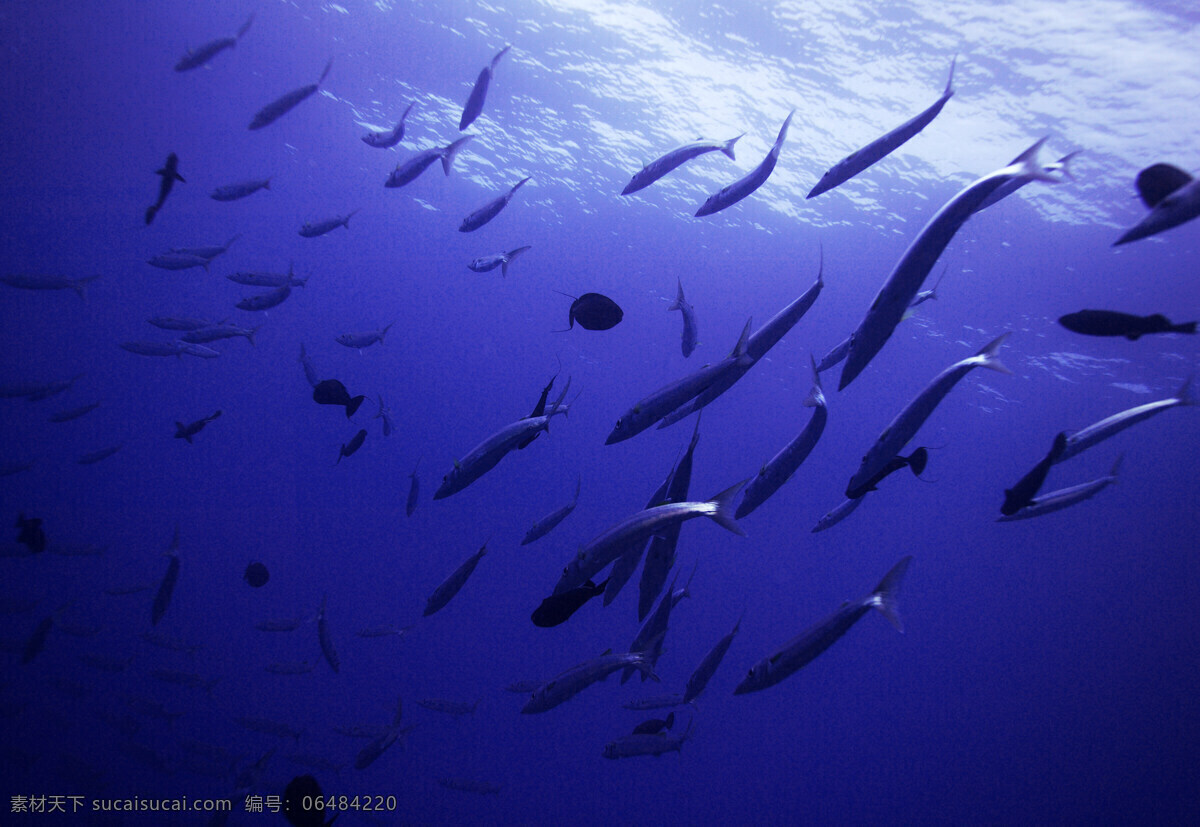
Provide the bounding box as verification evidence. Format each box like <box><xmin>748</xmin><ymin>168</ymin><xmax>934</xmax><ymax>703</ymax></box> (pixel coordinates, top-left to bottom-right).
<box><xmin>2</xmin><ymin>1</ymin><xmax>1199</xmax><ymax>823</ymax></box>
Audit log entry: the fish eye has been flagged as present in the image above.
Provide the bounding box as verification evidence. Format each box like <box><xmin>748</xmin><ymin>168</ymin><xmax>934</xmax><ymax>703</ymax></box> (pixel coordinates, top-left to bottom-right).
<box><xmin>615</xmin><ymin>418</ymin><xmax>622</xmax><ymax>428</ymax></box>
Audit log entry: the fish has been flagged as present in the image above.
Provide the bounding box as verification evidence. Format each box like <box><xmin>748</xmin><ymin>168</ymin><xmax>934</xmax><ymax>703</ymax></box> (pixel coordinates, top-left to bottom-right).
<box><xmin>181</xmin><ymin>324</ymin><xmax>257</xmax><ymax>346</ymax></box>
<box><xmin>180</xmin><ymin>342</ymin><xmax>219</xmax><ymax>359</ymax></box>
<box><xmin>1115</xmin><ymin>162</ymin><xmax>1200</xmax><ymax>245</ymax></box>
<box><xmin>459</xmin><ymin>176</ymin><xmax>531</xmax><ymax>232</ymax></box>
<box><xmin>385</xmin><ymin>136</ymin><xmax>473</xmax><ymax>187</ymax></box>
<box><xmin>1056</xmin><ymin>375</ymin><xmax>1194</xmax><ymax>464</ymax></box>
<box><xmin>21</xmin><ymin>614</ymin><xmax>55</xmax><ymax>664</ymax></box>
<box><xmin>423</xmin><ymin>539</ymin><xmax>489</xmax><ymax>616</ymax></box>
<box><xmin>557</xmin><ymin>291</ymin><xmax>624</xmax><ymax>331</ymax></box>
<box><xmin>736</xmin><ymin>356</ymin><xmax>827</xmax><ymax>519</ymax></box>
<box><xmin>459</xmin><ymin>45</ymin><xmax>511</xmax><ymax>130</ymax></box>
<box><xmin>1001</xmin><ymin>432</ymin><xmax>1068</xmax><ymax>516</ymax></box>
<box><xmin>734</xmin><ymin>556</ymin><xmax>912</xmax><ymax>695</ymax></box>
<box><xmin>104</xmin><ymin>583</ymin><xmax>149</xmax><ymax>596</ymax></box>
<box><xmin>846</xmin><ymin>334</ymin><xmax>1011</xmax><ymax>499</ymax></box>
<box><xmin>632</xmin><ymin>711</ymin><xmax>675</xmax><ymax>735</ymax></box>
<box><xmin>406</xmin><ymin>457</ymin><xmax>420</xmax><ymax>516</ymax></box>
<box><xmin>145</xmin><ymin>152</ymin><xmax>184</xmax><ymax>225</ymax></box>
<box><xmin>625</xmin><ymin>568</ymin><xmax>691</xmax><ymax>682</ymax></box>
<box><xmin>248</xmin><ymin>59</ymin><xmax>332</xmax><ymax>130</ymax></box>
<box><xmin>0</xmin><ymin>273</ymin><xmax>99</xmax><ymax>300</ymax></box>
<box><xmin>141</xmin><ymin>629</ymin><xmax>202</xmax><ymax>653</ymax></box>
<box><xmin>77</xmin><ymin>444</ymin><xmax>123</xmax><ymax>464</ymax></box>
<box><xmin>15</xmin><ymin>514</ymin><xmax>46</xmax><ymax>554</ymax></box>
<box><xmin>299</xmin><ymin>342</ymin><xmax>321</xmax><ymax>388</ymax></box>
<box><xmin>603</xmin><ymin>719</ymin><xmax>693</xmax><ymax>759</ymax></box>
<box><xmin>356</xmin><ymin>624</ymin><xmax>412</xmax><ymax>638</ymax></box>
<box><xmin>997</xmin><ymin>455</ymin><xmax>1123</xmax><ymax>522</ymax></box>
<box><xmin>170</xmin><ymin>233</ymin><xmax>242</xmax><ymax>261</ymax></box>
<box><xmin>147</xmin><ymin>315</ymin><xmax>220</xmax><ymax>331</ymax></box>
<box><xmin>333</xmin><ymin>724</ymin><xmax>392</xmax><ymax>740</ymax></box>
<box><xmin>1058</xmin><ymin>310</ymin><xmax>1196</xmax><ymax>340</ymax></box>
<box><xmin>683</xmin><ymin>610</ymin><xmax>745</xmax><ymax>704</ymax></box>
<box><xmin>522</xmin><ymin>651</ymin><xmax>658</xmax><ymax>714</ymax></box>
<box><xmin>521</xmin><ymin>476</ymin><xmax>581</xmax><ymax>545</ymax></box>
<box><xmin>175</xmin><ymin>410</ymin><xmax>222</xmax><ymax>443</ymax></box>
<box><xmin>354</xmin><ymin>724</ymin><xmax>414</xmax><ymax>770</ymax></box>
<box><xmin>228</xmin><ymin>264</ymin><xmax>307</xmax><ymax>288</ymax></box>
<box><xmin>638</xmin><ymin>416</ymin><xmax>702</xmax><ymax>620</ymax></box>
<box><xmin>622</xmin><ymin>134</ymin><xmax>743</xmax><ymax>195</ymax></box>
<box><xmin>807</xmin><ymin>58</ymin><xmax>956</xmax><ymax>199</ymax></box>
<box><xmin>374</xmin><ymin>396</ymin><xmax>395</xmax><ymax>437</ymax></box>
<box><xmin>976</xmin><ymin>151</ymin><xmax>1081</xmax><ymax>212</ymax></box>
<box><xmin>363</xmin><ymin>101</ymin><xmax>415</xmax><ymax>148</ymax></box>
<box><xmin>416</xmin><ymin>698</ymin><xmax>479</xmax><ymax>715</ymax></box>
<box><xmin>318</xmin><ymin>594</ymin><xmax>339</xmax><ymax>673</ymax></box>
<box><xmin>909</xmin><ymin>265</ymin><xmax>947</xmax><ymax>308</ymax></box>
<box><xmin>438</xmin><ymin>777</ymin><xmax>502</xmax><ymax>795</ymax></box>
<box><xmin>120</xmin><ymin>340</ymin><xmax>186</xmax><ymax>358</ymax></box>
<box><xmin>236</xmin><ymin>716</ymin><xmax>303</xmax><ymax>741</ymax></box>
<box><xmin>695</xmin><ymin>111</ymin><xmax>792</xmax><ymax>217</ymax></box>
<box><xmin>335</xmin><ymin>322</ymin><xmax>394</xmax><ymax>349</ymax></box>
<box><xmin>505</xmin><ymin>680</ymin><xmax>544</xmax><ymax>694</ymax></box>
<box><xmin>151</xmin><ymin>527</ymin><xmax>180</xmax><ymax>626</ymax></box>
<box><xmin>210</xmin><ymin>178</ymin><xmax>271</xmax><ymax>201</ymax></box>
<box><xmin>236</xmin><ymin>282</ymin><xmax>292</xmax><ymax>311</ymax></box>
<box><xmin>552</xmin><ymin>481</ymin><xmax>746</xmax><ymax>597</ymax></box>
<box><xmin>434</xmin><ymin>379</ymin><xmax>571</xmax><ymax>499</ymax></box>
<box><xmin>174</xmin><ymin>13</ymin><xmax>253</xmax><ymax>71</ymax></box>
<box><xmin>313</xmin><ymin>379</ymin><xmax>366</xmax><ymax>418</ymax></box>
<box><xmin>839</xmin><ymin>138</ymin><xmax>1057</xmax><ymax>390</ymax></box>
<box><xmin>336</xmin><ymin>429</ymin><xmax>368</xmax><ymax>464</ymax></box>
<box><xmin>848</xmin><ymin>448</ymin><xmax>929</xmax><ymax>497</ymax></box>
<box><xmin>147</xmin><ymin>252</ymin><xmax>210</xmax><ymax>272</ymax></box>
<box><xmin>655</xmin><ymin>248</ymin><xmax>825</xmax><ymax>430</ymax></box>
<box><xmin>811</xmin><ymin>495</ymin><xmax>863</xmax><ymax>533</ymax></box>
<box><xmin>668</xmin><ymin>278</ymin><xmax>698</xmax><ymax>357</ymax></box>
<box><xmin>468</xmin><ymin>245</ymin><xmax>531</xmax><ymax>277</ymax></box>
<box><xmin>80</xmin><ymin>653</ymin><xmax>134</xmax><ymax>673</ymax></box>
<box><xmin>531</xmin><ymin>579</ymin><xmax>607</xmax><ymax>628</ymax></box>
<box><xmin>604</xmin><ymin>462</ymin><xmax>671</xmax><ymax>608</ymax></box>
<box><xmin>299</xmin><ymin>208</ymin><xmax>359</xmax><ymax>238</ymax></box>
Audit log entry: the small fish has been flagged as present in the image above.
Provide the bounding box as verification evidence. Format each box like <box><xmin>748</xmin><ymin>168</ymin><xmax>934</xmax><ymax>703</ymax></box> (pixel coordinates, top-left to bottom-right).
<box><xmin>521</xmin><ymin>475</ymin><xmax>581</xmax><ymax>545</ymax></box>
<box><xmin>228</xmin><ymin>265</ymin><xmax>308</xmax><ymax>288</ymax></box>
<box><xmin>522</xmin><ymin>651</ymin><xmax>658</xmax><ymax>714</ymax></box>
<box><xmin>505</xmin><ymin>680</ymin><xmax>544</xmax><ymax>694</ymax></box>
<box><xmin>356</xmin><ymin>624</ymin><xmax>412</xmax><ymax>638</ymax></box>
<box><xmin>0</xmin><ymin>273</ymin><xmax>99</xmax><ymax>300</ymax></box>
<box><xmin>556</xmin><ymin>291</ymin><xmax>623</xmax><ymax>331</ymax></box>
<box><xmin>1058</xmin><ymin>310</ymin><xmax>1196</xmax><ymax>340</ymax></box>
<box><xmin>170</xmin><ymin>233</ymin><xmax>241</xmax><ymax>260</ymax></box>
<box><xmin>255</xmin><ymin>618</ymin><xmax>303</xmax><ymax>632</ymax></box>
<box><xmin>181</xmin><ymin>324</ymin><xmax>257</xmax><ymax>346</ymax></box>
<box><xmin>997</xmin><ymin>455</ymin><xmax>1123</xmax><ymax>522</ymax></box>
<box><xmin>668</xmin><ymin>278</ymin><xmax>698</xmax><ymax>357</ymax></box>
<box><xmin>299</xmin><ymin>342</ymin><xmax>321</xmax><ymax>388</ymax></box>
<box><xmin>210</xmin><ymin>178</ymin><xmax>271</xmax><ymax>201</ymax></box>
<box><xmin>811</xmin><ymin>496</ymin><xmax>865</xmax><ymax>533</ymax></box>
<box><xmin>21</xmin><ymin>614</ymin><xmax>55</xmax><ymax>664</ymax></box>
<box><xmin>531</xmin><ymin>579</ymin><xmax>607</xmax><ymax>628</ymax></box>
<box><xmin>385</xmin><ymin>137</ymin><xmax>473</xmax><ymax>188</ymax></box>
<box><xmin>120</xmin><ymin>340</ymin><xmax>188</xmax><ymax>358</ymax></box>
<box><xmin>375</xmin><ymin>396</ymin><xmax>394</xmax><ymax>437</ymax></box>
<box><xmin>175</xmin><ymin>410</ymin><xmax>222</xmax><ymax>443</ymax></box>
<box><xmin>150</xmin><ymin>668</ymin><xmax>217</xmax><ymax>693</ymax></box>
<box><xmin>1056</xmin><ymin>375</ymin><xmax>1194</xmax><ymax>464</ymax></box>
<box><xmin>604</xmin><ymin>719</ymin><xmax>694</xmax><ymax>759</ymax></box>
<box><xmin>141</xmin><ymin>629</ymin><xmax>202</xmax><ymax>653</ymax></box>
<box><xmin>151</xmin><ymin>527</ymin><xmax>180</xmax><ymax>626</ymax></box>
<box><xmin>459</xmin><ymin>176</ymin><xmax>531</xmax><ymax>232</ymax></box>
<box><xmin>1115</xmin><ymin>163</ymin><xmax>1200</xmax><ymax>245</ymax></box>
<box><xmin>147</xmin><ymin>315</ymin><xmax>219</xmax><ymax>332</ymax></box>
<box><xmin>175</xmin><ymin>13</ymin><xmax>253</xmax><ymax>71</ymax></box>
<box><xmin>622</xmin><ymin>135</ymin><xmax>743</xmax><ymax>195</ymax></box>
<box><xmin>147</xmin><ymin>252</ymin><xmax>210</xmax><ymax>272</ymax></box>
<box><xmin>695</xmin><ymin>111</ymin><xmax>792</xmax><ymax>217</ymax></box>
<box><xmin>337</xmin><ymin>429</ymin><xmax>368</xmax><ymax>464</ymax></box>
<box><xmin>1001</xmin><ymin>432</ymin><xmax>1068</xmax><ymax>516</ymax></box>
<box><xmin>683</xmin><ymin>610</ymin><xmax>744</xmax><ymax>704</ymax></box>
<box><xmin>15</xmin><ymin>514</ymin><xmax>46</xmax><ymax>554</ymax></box>
<box><xmin>80</xmin><ymin>653</ymin><xmax>134</xmax><ymax>673</ymax></box>
<box><xmin>249</xmin><ymin>59</ymin><xmax>332</xmax><ymax>130</ymax></box>
<box><xmin>632</xmin><ymin>711</ymin><xmax>675</xmax><ymax>735</ymax></box>
<box><xmin>236</xmin><ymin>283</ymin><xmax>292</xmax><ymax>311</ymax></box>
<box><xmin>145</xmin><ymin>152</ymin><xmax>184</xmax><ymax>225</ymax></box>
<box><xmin>424</xmin><ymin>539</ymin><xmax>489</xmax><ymax>616</ymax></box>
<box><xmin>459</xmin><ymin>45</ymin><xmax>511</xmax><ymax>131</ymax></box>
<box><xmin>468</xmin><ymin>245</ymin><xmax>531</xmax><ymax>278</ymax></box>
<box><xmin>335</xmin><ymin>322</ymin><xmax>394</xmax><ymax>349</ymax></box>
<box><xmin>622</xmin><ymin>694</ymin><xmax>694</xmax><ymax>711</ymax></box>
<box><xmin>333</xmin><ymin>724</ymin><xmax>391</xmax><ymax>740</ymax></box>
<box><xmin>363</xmin><ymin>101</ymin><xmax>415</xmax><ymax>148</ymax></box>
<box><xmin>299</xmin><ymin>208</ymin><xmax>359</xmax><ymax>238</ymax></box>
<box><xmin>354</xmin><ymin>724</ymin><xmax>414</xmax><ymax>770</ymax></box>
<box><xmin>416</xmin><ymin>698</ymin><xmax>479</xmax><ymax>716</ymax></box>
<box><xmin>77</xmin><ymin>444</ymin><xmax>123</xmax><ymax>464</ymax></box>
<box><xmin>313</xmin><ymin>379</ymin><xmax>366</xmax><ymax>418</ymax></box>
<box><xmin>318</xmin><ymin>594</ymin><xmax>339</xmax><ymax>673</ymax></box>
<box><xmin>406</xmin><ymin>457</ymin><xmax>420</xmax><ymax>517</ymax></box>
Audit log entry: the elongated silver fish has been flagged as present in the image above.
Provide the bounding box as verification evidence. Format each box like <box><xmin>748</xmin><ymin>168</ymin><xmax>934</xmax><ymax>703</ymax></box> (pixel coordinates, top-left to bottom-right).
<box><xmin>299</xmin><ymin>208</ymin><xmax>359</xmax><ymax>238</ymax></box>
<box><xmin>522</xmin><ymin>651</ymin><xmax>657</xmax><ymax>713</ymax></box>
<box><xmin>1</xmin><ymin>273</ymin><xmax>99</xmax><ymax>300</ymax></box>
<box><xmin>638</xmin><ymin>415</ymin><xmax>701</xmax><ymax>620</ymax></box>
<box><xmin>695</xmin><ymin>111</ymin><xmax>792</xmax><ymax>217</ymax></box>
<box><xmin>171</xmin><ymin>233</ymin><xmax>241</xmax><ymax>261</ymax></box>
<box><xmin>521</xmin><ymin>476</ymin><xmax>580</xmax><ymax>545</ymax></box>
<box><xmin>147</xmin><ymin>253</ymin><xmax>210</xmax><ymax>272</ymax></box>
<box><xmin>249</xmin><ymin>59</ymin><xmax>332</xmax><ymax>130</ymax></box>
<box><xmin>181</xmin><ymin>324</ymin><xmax>257</xmax><ymax>346</ymax></box>
<box><xmin>459</xmin><ymin>176</ymin><xmax>530</xmax><ymax>232</ymax></box>
<box><xmin>336</xmin><ymin>322</ymin><xmax>393</xmax><ymax>349</ymax></box>
<box><xmin>469</xmin><ymin>245</ymin><xmax>531</xmax><ymax>277</ymax></box>
<box><xmin>997</xmin><ymin>455</ymin><xmax>1122</xmax><ymax>522</ymax></box>
<box><xmin>623</xmin><ymin>135</ymin><xmax>743</xmax><ymax>195</ymax></box>
<box><xmin>424</xmin><ymin>539</ymin><xmax>489</xmax><ymax>616</ymax></box>
<box><xmin>211</xmin><ymin>178</ymin><xmax>270</xmax><ymax>201</ymax></box>
<box><xmin>237</xmin><ymin>283</ymin><xmax>292</xmax><ymax>311</ymax></box>
<box><xmin>147</xmin><ymin>315</ymin><xmax>219</xmax><ymax>331</ymax></box>
<box><xmin>1057</xmin><ymin>376</ymin><xmax>1193</xmax><ymax>464</ymax></box>
<box><xmin>683</xmin><ymin>611</ymin><xmax>744</xmax><ymax>703</ymax></box>
<box><xmin>603</xmin><ymin>718</ymin><xmax>693</xmax><ymax>759</ymax></box>
<box><xmin>386</xmin><ymin>136</ymin><xmax>473</xmax><ymax>187</ymax></box>
<box><xmin>669</xmin><ymin>277</ymin><xmax>698</xmax><ymax>357</ymax></box>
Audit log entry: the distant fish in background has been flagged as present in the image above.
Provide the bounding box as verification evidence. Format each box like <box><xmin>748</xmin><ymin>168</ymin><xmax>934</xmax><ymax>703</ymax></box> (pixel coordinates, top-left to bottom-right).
<box><xmin>313</xmin><ymin>379</ymin><xmax>365</xmax><ymax>418</ymax></box>
<box><xmin>556</xmin><ymin>291</ymin><xmax>624</xmax><ymax>331</ymax></box>
<box><xmin>1115</xmin><ymin>162</ymin><xmax>1200</xmax><ymax>245</ymax></box>
<box><xmin>406</xmin><ymin>458</ymin><xmax>420</xmax><ymax>516</ymax></box>
<box><xmin>210</xmin><ymin>178</ymin><xmax>271</xmax><ymax>201</ymax></box>
<box><xmin>15</xmin><ymin>514</ymin><xmax>46</xmax><ymax>554</ymax></box>
<box><xmin>375</xmin><ymin>396</ymin><xmax>394</xmax><ymax>437</ymax></box>
<box><xmin>236</xmin><ymin>282</ymin><xmax>292</xmax><ymax>311</ymax></box>
<box><xmin>298</xmin><ymin>342</ymin><xmax>321</xmax><ymax>388</ymax></box>
<box><xmin>317</xmin><ymin>594</ymin><xmax>339</xmax><ymax>673</ymax></box>
<box><xmin>1058</xmin><ymin>309</ymin><xmax>1196</xmax><ymax>340</ymax></box>
<box><xmin>459</xmin><ymin>177</ymin><xmax>531</xmax><ymax>232</ymax></box>
<box><xmin>175</xmin><ymin>410</ymin><xmax>222</xmax><ymax>444</ymax></box>
<box><xmin>299</xmin><ymin>209</ymin><xmax>359</xmax><ymax>238</ymax></box>
<box><xmin>249</xmin><ymin>58</ymin><xmax>332</xmax><ymax>130</ymax></box>
<box><xmin>385</xmin><ymin>136</ymin><xmax>473</xmax><ymax>187</ymax></box>
<box><xmin>363</xmin><ymin>101</ymin><xmax>414</xmax><ymax>148</ymax></box>
<box><xmin>146</xmin><ymin>252</ymin><xmax>211</xmax><ymax>272</ymax></box>
<box><xmin>469</xmin><ymin>245</ymin><xmax>531</xmax><ymax>277</ymax></box>
<box><xmin>807</xmin><ymin>57</ymin><xmax>956</xmax><ymax>199</ymax></box>
<box><xmin>171</xmin><ymin>233</ymin><xmax>241</xmax><ymax>261</ymax></box>
<box><xmin>181</xmin><ymin>324</ymin><xmax>257</xmax><ymax>346</ymax></box>
<box><xmin>0</xmin><ymin>273</ymin><xmax>99</xmax><ymax>300</ymax></box>
<box><xmin>668</xmin><ymin>278</ymin><xmax>698</xmax><ymax>357</ymax></box>
<box><xmin>76</xmin><ymin>444</ymin><xmax>123</xmax><ymax>465</ymax></box>
<box><xmin>145</xmin><ymin>152</ymin><xmax>184</xmax><ymax>225</ymax></box>
<box><xmin>632</xmin><ymin>710</ymin><xmax>675</xmax><ymax>735</ymax></box>
<box><xmin>244</xmin><ymin>561</ymin><xmax>269</xmax><ymax>588</ymax></box>
<box><xmin>151</xmin><ymin>527</ymin><xmax>181</xmax><ymax>626</ymax></box>
<box><xmin>174</xmin><ymin>13</ymin><xmax>253</xmax><ymax>71</ymax></box>
<box><xmin>335</xmin><ymin>322</ymin><xmax>394</xmax><ymax>349</ymax></box>
<box><xmin>695</xmin><ymin>110</ymin><xmax>792</xmax><ymax>217</ymax></box>
<box><xmin>459</xmin><ymin>45</ymin><xmax>511</xmax><ymax>131</ymax></box>
<box><xmin>49</xmin><ymin>401</ymin><xmax>101</xmax><ymax>423</ymax></box>
<box><xmin>621</xmin><ymin>134</ymin><xmax>743</xmax><ymax>195</ymax></box>
<box><xmin>423</xmin><ymin>539</ymin><xmax>489</xmax><ymax>616</ymax></box>
<box><xmin>336</xmin><ymin>429</ymin><xmax>367</xmax><ymax>464</ymax></box>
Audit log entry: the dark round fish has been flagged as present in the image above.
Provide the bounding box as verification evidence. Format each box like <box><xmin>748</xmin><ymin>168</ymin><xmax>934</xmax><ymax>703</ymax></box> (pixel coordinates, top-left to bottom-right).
<box><xmin>337</xmin><ymin>429</ymin><xmax>368</xmax><ymax>464</ymax></box>
<box><xmin>1058</xmin><ymin>309</ymin><xmax>1196</xmax><ymax>340</ymax></box>
<box><xmin>244</xmin><ymin>562</ymin><xmax>269</xmax><ymax>588</ymax></box>
<box><xmin>16</xmin><ymin>514</ymin><xmax>46</xmax><ymax>554</ymax></box>
<box><xmin>531</xmin><ymin>579</ymin><xmax>607</xmax><ymax>627</ymax></box>
<box><xmin>564</xmin><ymin>293</ymin><xmax>623</xmax><ymax>331</ymax></box>
<box><xmin>313</xmin><ymin>379</ymin><xmax>366</xmax><ymax>418</ymax></box>
<box><xmin>632</xmin><ymin>710</ymin><xmax>675</xmax><ymax>735</ymax></box>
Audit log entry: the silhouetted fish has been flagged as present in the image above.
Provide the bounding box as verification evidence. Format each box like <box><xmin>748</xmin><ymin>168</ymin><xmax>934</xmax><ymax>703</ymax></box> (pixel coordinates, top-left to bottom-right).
<box><xmin>1001</xmin><ymin>432</ymin><xmax>1068</xmax><ymax>516</ymax></box>
<box><xmin>174</xmin><ymin>410</ymin><xmax>222</xmax><ymax>443</ymax></box>
<box><xmin>1115</xmin><ymin>162</ymin><xmax>1200</xmax><ymax>245</ymax></box>
<box><xmin>244</xmin><ymin>562</ymin><xmax>269</xmax><ymax>588</ymax></box>
<box><xmin>632</xmin><ymin>711</ymin><xmax>675</xmax><ymax>735</ymax></box>
<box><xmin>283</xmin><ymin>774</ymin><xmax>336</xmax><ymax>827</ymax></box>
<box><xmin>531</xmin><ymin>579</ymin><xmax>607</xmax><ymax>628</ymax></box>
<box><xmin>459</xmin><ymin>45</ymin><xmax>511</xmax><ymax>131</ymax></box>
<box><xmin>845</xmin><ymin>447</ymin><xmax>928</xmax><ymax>500</ymax></box>
<box><xmin>249</xmin><ymin>59</ymin><xmax>332</xmax><ymax>130</ymax></box>
<box><xmin>15</xmin><ymin>514</ymin><xmax>46</xmax><ymax>554</ymax></box>
<box><xmin>145</xmin><ymin>152</ymin><xmax>184</xmax><ymax>225</ymax></box>
<box><xmin>313</xmin><ymin>379</ymin><xmax>365</xmax><ymax>418</ymax></box>
<box><xmin>337</xmin><ymin>429</ymin><xmax>367</xmax><ymax>464</ymax></box>
<box><xmin>1058</xmin><ymin>309</ymin><xmax>1196</xmax><ymax>340</ymax></box>
<box><xmin>557</xmin><ymin>292</ymin><xmax>623</xmax><ymax>331</ymax></box>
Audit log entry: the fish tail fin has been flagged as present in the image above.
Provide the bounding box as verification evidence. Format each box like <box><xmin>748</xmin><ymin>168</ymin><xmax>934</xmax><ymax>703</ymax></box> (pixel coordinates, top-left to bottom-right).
<box><xmin>1171</xmin><ymin>321</ymin><xmax>1197</xmax><ymax>335</ymax></box>
<box><xmin>668</xmin><ymin>277</ymin><xmax>685</xmax><ymax>311</ymax></box>
<box><xmin>814</xmin><ymin>241</ymin><xmax>824</xmax><ymax>287</ymax></box>
<box><xmin>943</xmin><ymin>54</ymin><xmax>957</xmax><ymax>98</ymax></box>
<box><xmin>871</xmin><ymin>555</ymin><xmax>912</xmax><ymax>632</ymax></box>
<box><xmin>974</xmin><ymin>332</ymin><xmax>1012</xmax><ymax>374</ymax></box>
<box><xmin>722</xmin><ymin>133</ymin><xmax>745</xmax><ymax>161</ymax></box>
<box><xmin>347</xmin><ymin>395</ymin><xmax>365</xmax><ymax>418</ymax></box>
<box><xmin>803</xmin><ymin>354</ymin><xmax>825</xmax><ymax>407</ymax></box>
<box><xmin>381</xmin><ymin>321</ymin><xmax>395</xmax><ymax>343</ymax></box>
<box><xmin>442</xmin><ymin>136</ymin><xmax>473</xmax><ymax>175</ymax></box>
<box><xmin>224</xmin><ymin>233</ymin><xmax>242</xmax><ymax>249</ymax></box>
<box><xmin>492</xmin><ymin>44</ymin><xmax>512</xmax><ymax>70</ymax></box>
<box><xmin>318</xmin><ymin>58</ymin><xmax>333</xmax><ymax>84</ymax></box>
<box><xmin>145</xmin><ymin>205</ymin><xmax>158</xmax><ymax>225</ymax></box>
<box><xmin>1006</xmin><ymin>137</ymin><xmax>1060</xmax><ymax>184</ymax></box>
<box><xmin>248</xmin><ymin>326</ymin><xmax>259</xmax><ymax>347</ymax></box>
<box><xmin>908</xmin><ymin>447</ymin><xmax>928</xmax><ymax>477</ymax></box>
<box><xmin>175</xmin><ymin>423</ymin><xmax>187</xmax><ymax>440</ymax></box>
<box><xmin>343</xmin><ymin>208</ymin><xmax>360</xmax><ymax>228</ymax></box>
<box><xmin>705</xmin><ymin>480</ymin><xmax>748</xmax><ymax>536</ymax></box>
<box><xmin>547</xmin><ymin>375</ymin><xmax>572</xmax><ymax>420</ymax></box>
<box><xmin>72</xmin><ymin>276</ymin><xmax>98</xmax><ymax>301</ymax></box>
<box><xmin>1056</xmin><ymin>150</ymin><xmax>1083</xmax><ymax>182</ymax></box>
<box><xmin>401</xmin><ymin>100</ymin><xmax>415</xmax><ymax>122</ymax></box>
<box><xmin>774</xmin><ymin>110</ymin><xmax>794</xmax><ymax>148</ymax></box>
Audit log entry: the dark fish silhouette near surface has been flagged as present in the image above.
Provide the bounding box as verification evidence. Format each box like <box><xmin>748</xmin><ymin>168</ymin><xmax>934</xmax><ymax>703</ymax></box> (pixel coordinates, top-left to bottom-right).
<box><xmin>145</xmin><ymin>152</ymin><xmax>184</xmax><ymax>225</ymax></box>
<box><xmin>531</xmin><ymin>579</ymin><xmax>607</xmax><ymax>628</ymax></box>
<box><xmin>460</xmin><ymin>45</ymin><xmax>511</xmax><ymax>131</ymax></box>
<box><xmin>557</xmin><ymin>291</ymin><xmax>623</xmax><ymax>331</ymax></box>
<box><xmin>174</xmin><ymin>410</ymin><xmax>222</xmax><ymax>443</ymax></box>
<box><xmin>249</xmin><ymin>59</ymin><xmax>332</xmax><ymax>130</ymax></box>
<box><xmin>1001</xmin><ymin>432</ymin><xmax>1067</xmax><ymax>516</ymax></box>
<box><xmin>16</xmin><ymin>514</ymin><xmax>46</xmax><ymax>554</ymax></box>
<box><xmin>174</xmin><ymin>14</ymin><xmax>253</xmax><ymax>71</ymax></box>
<box><xmin>244</xmin><ymin>562</ymin><xmax>269</xmax><ymax>588</ymax></box>
<box><xmin>1115</xmin><ymin>163</ymin><xmax>1200</xmax><ymax>245</ymax></box>
<box><xmin>313</xmin><ymin>379</ymin><xmax>365</xmax><ymax>418</ymax></box>
<box><xmin>337</xmin><ymin>429</ymin><xmax>368</xmax><ymax>464</ymax></box>
<box><xmin>1058</xmin><ymin>309</ymin><xmax>1196</xmax><ymax>340</ymax></box>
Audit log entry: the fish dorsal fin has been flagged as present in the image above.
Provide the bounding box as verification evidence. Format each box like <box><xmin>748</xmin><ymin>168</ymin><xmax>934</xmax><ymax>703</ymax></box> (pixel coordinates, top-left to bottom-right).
<box><xmin>728</xmin><ymin>316</ymin><xmax>753</xmax><ymax>359</ymax></box>
<box><xmin>1135</xmin><ymin>163</ymin><xmax>1192</xmax><ymax>208</ymax></box>
<box><xmin>804</xmin><ymin>354</ymin><xmax>825</xmax><ymax>407</ymax></box>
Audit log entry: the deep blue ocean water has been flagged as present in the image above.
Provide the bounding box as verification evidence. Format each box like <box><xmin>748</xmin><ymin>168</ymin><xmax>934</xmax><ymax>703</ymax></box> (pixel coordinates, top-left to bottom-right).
<box><xmin>2</xmin><ymin>1</ymin><xmax>1198</xmax><ymax>823</ymax></box>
